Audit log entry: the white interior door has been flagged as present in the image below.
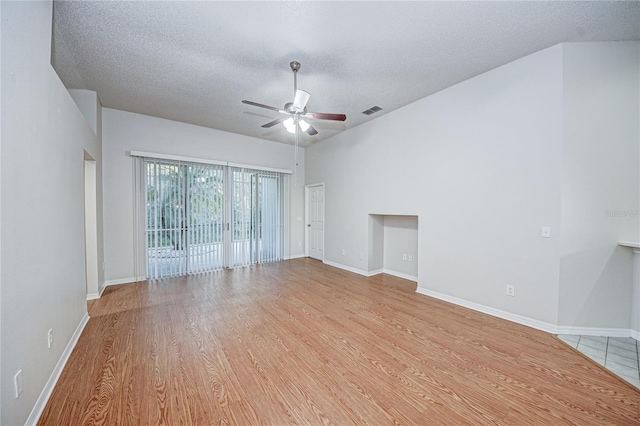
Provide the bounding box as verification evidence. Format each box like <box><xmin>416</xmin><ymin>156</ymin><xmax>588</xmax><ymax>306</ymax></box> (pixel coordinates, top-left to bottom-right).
<box><xmin>306</xmin><ymin>184</ymin><xmax>324</xmax><ymax>261</ymax></box>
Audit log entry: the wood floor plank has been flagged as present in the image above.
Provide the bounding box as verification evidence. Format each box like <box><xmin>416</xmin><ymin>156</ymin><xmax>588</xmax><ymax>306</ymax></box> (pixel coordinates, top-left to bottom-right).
<box><xmin>39</xmin><ymin>258</ymin><xmax>640</xmax><ymax>425</ymax></box>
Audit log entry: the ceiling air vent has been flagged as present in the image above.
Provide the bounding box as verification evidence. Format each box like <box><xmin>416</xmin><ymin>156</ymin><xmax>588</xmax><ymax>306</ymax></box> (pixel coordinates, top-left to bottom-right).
<box><xmin>362</xmin><ymin>105</ymin><xmax>383</xmax><ymax>115</ymax></box>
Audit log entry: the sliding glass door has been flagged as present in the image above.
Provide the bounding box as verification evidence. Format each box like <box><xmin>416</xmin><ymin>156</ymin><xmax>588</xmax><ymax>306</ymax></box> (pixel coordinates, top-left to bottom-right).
<box><xmin>231</xmin><ymin>168</ymin><xmax>284</xmax><ymax>267</ymax></box>
<box><xmin>187</xmin><ymin>163</ymin><xmax>226</xmax><ymax>273</ymax></box>
<box><xmin>144</xmin><ymin>159</ymin><xmax>286</xmax><ymax>279</ymax></box>
<box><xmin>145</xmin><ymin>160</ymin><xmax>225</xmax><ymax>278</ymax></box>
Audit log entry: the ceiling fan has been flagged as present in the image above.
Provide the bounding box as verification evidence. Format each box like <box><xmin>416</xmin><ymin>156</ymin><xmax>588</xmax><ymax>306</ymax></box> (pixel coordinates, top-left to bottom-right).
<box><xmin>242</xmin><ymin>61</ymin><xmax>347</xmax><ymax>137</ymax></box>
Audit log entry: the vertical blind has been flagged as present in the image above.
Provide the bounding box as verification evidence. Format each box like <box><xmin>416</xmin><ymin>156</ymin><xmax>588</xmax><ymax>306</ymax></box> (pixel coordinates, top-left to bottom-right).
<box><xmin>145</xmin><ymin>159</ymin><xmax>225</xmax><ymax>279</ymax></box>
<box><xmin>231</xmin><ymin>167</ymin><xmax>285</xmax><ymax>267</ymax></box>
<box><xmin>141</xmin><ymin>156</ymin><xmax>288</xmax><ymax>279</ymax></box>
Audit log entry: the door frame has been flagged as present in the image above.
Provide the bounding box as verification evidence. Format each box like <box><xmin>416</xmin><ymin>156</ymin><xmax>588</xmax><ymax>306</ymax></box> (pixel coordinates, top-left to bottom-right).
<box><xmin>304</xmin><ymin>182</ymin><xmax>325</xmax><ymax>261</ymax></box>
<box><xmin>84</xmin><ymin>152</ymin><xmax>99</xmax><ymax>300</ymax></box>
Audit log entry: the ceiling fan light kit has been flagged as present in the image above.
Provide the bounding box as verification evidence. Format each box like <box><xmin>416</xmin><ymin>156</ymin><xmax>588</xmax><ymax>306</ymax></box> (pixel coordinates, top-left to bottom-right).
<box><xmin>283</xmin><ymin>117</ymin><xmax>310</xmax><ymax>134</ymax></box>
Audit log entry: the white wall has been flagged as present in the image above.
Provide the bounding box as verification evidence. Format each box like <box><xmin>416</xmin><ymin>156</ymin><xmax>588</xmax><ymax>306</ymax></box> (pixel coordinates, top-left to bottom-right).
<box><xmin>307</xmin><ymin>42</ymin><xmax>640</xmax><ymax>331</ymax></box>
<box><xmin>102</xmin><ymin>108</ymin><xmax>305</xmax><ymax>283</ymax></box>
<box><xmin>70</xmin><ymin>90</ymin><xmax>105</xmax><ymax>294</ymax></box>
<box><xmin>558</xmin><ymin>42</ymin><xmax>640</xmax><ymax>329</ymax></box>
<box><xmin>1</xmin><ymin>2</ymin><xmax>101</xmax><ymax>424</ymax></box>
<box><xmin>68</xmin><ymin>89</ymin><xmax>99</xmax><ymax>135</ymax></box>
<box><xmin>306</xmin><ymin>45</ymin><xmax>565</xmax><ymax>326</ymax></box>
<box><xmin>637</xmin><ymin>42</ymin><xmax>640</xmax><ymax>335</ymax></box>
<box><xmin>0</xmin><ymin>2</ymin><xmax>3</xmax><ymax>423</ymax></box>
<box><xmin>382</xmin><ymin>216</ymin><xmax>418</xmax><ymax>279</ymax></box>
<box><xmin>368</xmin><ymin>215</ymin><xmax>384</xmax><ymax>271</ymax></box>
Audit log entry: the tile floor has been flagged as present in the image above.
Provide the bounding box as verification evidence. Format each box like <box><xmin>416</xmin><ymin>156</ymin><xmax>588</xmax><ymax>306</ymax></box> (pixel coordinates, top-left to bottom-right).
<box><xmin>558</xmin><ymin>334</ymin><xmax>640</xmax><ymax>388</ymax></box>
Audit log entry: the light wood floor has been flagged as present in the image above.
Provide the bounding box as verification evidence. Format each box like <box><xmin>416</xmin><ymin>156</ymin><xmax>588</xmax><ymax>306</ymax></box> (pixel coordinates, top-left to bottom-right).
<box><xmin>40</xmin><ymin>258</ymin><xmax>640</xmax><ymax>425</ymax></box>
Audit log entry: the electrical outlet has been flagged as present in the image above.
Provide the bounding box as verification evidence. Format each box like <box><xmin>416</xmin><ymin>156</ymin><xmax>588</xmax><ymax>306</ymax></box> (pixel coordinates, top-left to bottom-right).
<box><xmin>359</xmin><ymin>253</ymin><xmax>364</xmax><ymax>260</ymax></box>
<box><xmin>48</xmin><ymin>329</ymin><xmax>53</xmax><ymax>349</ymax></box>
<box><xmin>298</xmin><ymin>241</ymin><xmax>302</xmax><ymax>248</ymax></box>
<box><xmin>408</xmin><ymin>255</ymin><xmax>413</xmax><ymax>262</ymax></box>
<box><xmin>341</xmin><ymin>249</ymin><xmax>346</xmax><ymax>256</ymax></box>
<box><xmin>541</xmin><ymin>227</ymin><xmax>551</xmax><ymax>238</ymax></box>
<box><xmin>14</xmin><ymin>370</ymin><xmax>22</xmax><ymax>398</ymax></box>
<box><xmin>506</xmin><ymin>285</ymin><xmax>515</xmax><ymax>297</ymax></box>
<box><xmin>402</xmin><ymin>254</ymin><xmax>407</xmax><ymax>261</ymax></box>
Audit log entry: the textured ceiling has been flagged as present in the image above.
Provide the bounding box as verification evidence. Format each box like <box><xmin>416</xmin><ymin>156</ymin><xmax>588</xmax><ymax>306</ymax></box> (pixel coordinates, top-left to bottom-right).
<box><xmin>52</xmin><ymin>1</ymin><xmax>640</xmax><ymax>146</ymax></box>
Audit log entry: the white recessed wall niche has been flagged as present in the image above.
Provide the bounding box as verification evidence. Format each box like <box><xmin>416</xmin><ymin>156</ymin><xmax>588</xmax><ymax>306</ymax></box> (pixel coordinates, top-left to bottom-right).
<box><xmin>369</xmin><ymin>215</ymin><xmax>418</xmax><ymax>282</ymax></box>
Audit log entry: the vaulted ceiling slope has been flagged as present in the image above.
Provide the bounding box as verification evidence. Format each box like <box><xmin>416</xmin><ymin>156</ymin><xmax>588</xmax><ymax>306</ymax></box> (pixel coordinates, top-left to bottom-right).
<box><xmin>52</xmin><ymin>1</ymin><xmax>640</xmax><ymax>146</ymax></box>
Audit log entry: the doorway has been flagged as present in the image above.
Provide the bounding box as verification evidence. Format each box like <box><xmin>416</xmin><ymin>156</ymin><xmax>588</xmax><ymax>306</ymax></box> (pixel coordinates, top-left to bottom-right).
<box><xmin>84</xmin><ymin>153</ymin><xmax>99</xmax><ymax>299</ymax></box>
<box><xmin>305</xmin><ymin>183</ymin><xmax>324</xmax><ymax>261</ymax></box>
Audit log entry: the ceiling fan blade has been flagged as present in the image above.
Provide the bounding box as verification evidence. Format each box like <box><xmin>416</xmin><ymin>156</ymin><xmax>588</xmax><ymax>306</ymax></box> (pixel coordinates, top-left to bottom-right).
<box><xmin>292</xmin><ymin>90</ymin><xmax>310</xmax><ymax>112</ymax></box>
<box><xmin>306</xmin><ymin>124</ymin><xmax>318</xmax><ymax>136</ymax></box>
<box><xmin>261</xmin><ymin>117</ymin><xmax>286</xmax><ymax>128</ymax></box>
<box><xmin>262</xmin><ymin>117</ymin><xmax>286</xmax><ymax>128</ymax></box>
<box><xmin>242</xmin><ymin>100</ymin><xmax>284</xmax><ymax>113</ymax></box>
<box><xmin>303</xmin><ymin>112</ymin><xmax>347</xmax><ymax>121</ymax></box>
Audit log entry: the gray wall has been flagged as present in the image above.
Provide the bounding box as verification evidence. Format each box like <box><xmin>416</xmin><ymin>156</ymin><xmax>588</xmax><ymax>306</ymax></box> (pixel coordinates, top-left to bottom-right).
<box><xmin>558</xmin><ymin>42</ymin><xmax>640</xmax><ymax>329</ymax></box>
<box><xmin>1</xmin><ymin>2</ymin><xmax>102</xmax><ymax>424</ymax></box>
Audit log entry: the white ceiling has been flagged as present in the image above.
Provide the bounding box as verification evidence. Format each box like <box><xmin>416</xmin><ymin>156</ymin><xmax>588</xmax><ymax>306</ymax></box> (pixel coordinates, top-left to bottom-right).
<box><xmin>52</xmin><ymin>1</ymin><xmax>640</xmax><ymax>146</ymax></box>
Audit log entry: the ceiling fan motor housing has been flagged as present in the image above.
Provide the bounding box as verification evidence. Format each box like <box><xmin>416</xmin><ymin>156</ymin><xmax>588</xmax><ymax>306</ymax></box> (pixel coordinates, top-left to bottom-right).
<box><xmin>284</xmin><ymin>102</ymin><xmax>307</xmax><ymax>114</ymax></box>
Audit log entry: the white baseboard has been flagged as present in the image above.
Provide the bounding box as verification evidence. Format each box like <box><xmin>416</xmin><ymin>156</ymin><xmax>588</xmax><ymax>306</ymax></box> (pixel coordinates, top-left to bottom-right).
<box><xmin>104</xmin><ymin>276</ymin><xmax>145</xmax><ymax>286</ymax></box>
<box><xmin>323</xmin><ymin>260</ymin><xmax>371</xmax><ymax>277</ymax></box>
<box><xmin>323</xmin><ymin>261</ymin><xmax>420</xmax><ymax>281</ymax></box>
<box><xmin>416</xmin><ymin>287</ymin><xmax>558</xmax><ymax>334</ymax></box>
<box><xmin>416</xmin><ymin>286</ymin><xmax>640</xmax><ymax>339</ymax></box>
<box><xmin>86</xmin><ymin>292</ymin><xmax>100</xmax><ymax>301</ymax></box>
<box><xmin>556</xmin><ymin>326</ymin><xmax>631</xmax><ymax>338</ymax></box>
<box><xmin>286</xmin><ymin>254</ymin><xmax>307</xmax><ymax>260</ymax></box>
<box><xmin>382</xmin><ymin>269</ymin><xmax>418</xmax><ymax>282</ymax></box>
<box><xmin>25</xmin><ymin>312</ymin><xmax>90</xmax><ymax>426</ymax></box>
<box><xmin>89</xmin><ymin>277</ymin><xmax>140</xmax><ymax>300</ymax></box>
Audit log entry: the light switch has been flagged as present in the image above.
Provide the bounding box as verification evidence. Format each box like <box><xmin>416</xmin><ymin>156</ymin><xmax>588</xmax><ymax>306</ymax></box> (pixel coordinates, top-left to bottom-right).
<box><xmin>541</xmin><ymin>227</ymin><xmax>551</xmax><ymax>238</ymax></box>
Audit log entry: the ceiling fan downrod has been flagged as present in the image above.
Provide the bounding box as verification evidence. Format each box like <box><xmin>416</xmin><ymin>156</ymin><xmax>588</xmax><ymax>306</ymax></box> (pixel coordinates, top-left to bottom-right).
<box><xmin>290</xmin><ymin>61</ymin><xmax>300</xmax><ymax>97</ymax></box>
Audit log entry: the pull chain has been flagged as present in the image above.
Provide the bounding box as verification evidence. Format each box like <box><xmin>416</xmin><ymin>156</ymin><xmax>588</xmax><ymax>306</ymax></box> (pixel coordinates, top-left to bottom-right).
<box><xmin>294</xmin><ymin>115</ymin><xmax>299</xmax><ymax>186</ymax></box>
